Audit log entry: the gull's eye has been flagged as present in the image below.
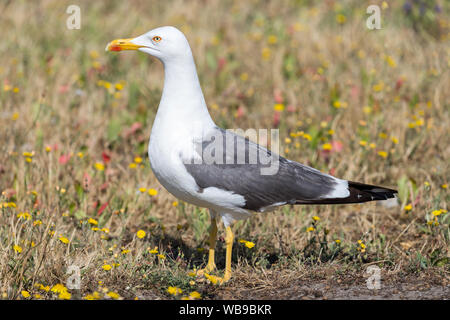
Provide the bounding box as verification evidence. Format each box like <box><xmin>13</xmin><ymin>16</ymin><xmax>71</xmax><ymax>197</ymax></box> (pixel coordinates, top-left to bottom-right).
<box><xmin>152</xmin><ymin>36</ymin><xmax>162</xmax><ymax>43</ymax></box>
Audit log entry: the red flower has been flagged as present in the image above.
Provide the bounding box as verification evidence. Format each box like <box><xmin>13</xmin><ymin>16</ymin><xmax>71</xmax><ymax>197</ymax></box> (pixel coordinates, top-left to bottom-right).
<box><xmin>102</xmin><ymin>151</ymin><xmax>111</xmax><ymax>164</ymax></box>
<box><xmin>273</xmin><ymin>89</ymin><xmax>283</xmax><ymax>104</ymax></box>
<box><xmin>59</xmin><ymin>154</ymin><xmax>71</xmax><ymax>165</ymax></box>
<box><xmin>97</xmin><ymin>202</ymin><xmax>109</xmax><ymax>216</ymax></box>
<box><xmin>331</xmin><ymin>141</ymin><xmax>343</xmax><ymax>152</ymax></box>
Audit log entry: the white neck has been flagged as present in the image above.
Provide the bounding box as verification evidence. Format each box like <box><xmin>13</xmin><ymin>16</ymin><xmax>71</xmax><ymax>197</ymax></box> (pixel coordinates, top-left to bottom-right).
<box><xmin>155</xmin><ymin>52</ymin><xmax>214</xmax><ymax>129</ymax></box>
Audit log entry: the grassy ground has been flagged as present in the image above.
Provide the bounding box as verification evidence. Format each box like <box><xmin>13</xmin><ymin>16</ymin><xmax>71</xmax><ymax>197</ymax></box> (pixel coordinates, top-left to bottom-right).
<box><xmin>0</xmin><ymin>0</ymin><xmax>449</xmax><ymax>300</ymax></box>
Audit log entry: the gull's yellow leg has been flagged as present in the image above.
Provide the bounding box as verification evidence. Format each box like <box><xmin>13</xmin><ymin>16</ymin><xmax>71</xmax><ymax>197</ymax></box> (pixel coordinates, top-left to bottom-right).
<box><xmin>222</xmin><ymin>225</ymin><xmax>234</xmax><ymax>283</ymax></box>
<box><xmin>204</xmin><ymin>225</ymin><xmax>234</xmax><ymax>285</ymax></box>
<box><xmin>197</xmin><ymin>217</ymin><xmax>217</xmax><ymax>275</ymax></box>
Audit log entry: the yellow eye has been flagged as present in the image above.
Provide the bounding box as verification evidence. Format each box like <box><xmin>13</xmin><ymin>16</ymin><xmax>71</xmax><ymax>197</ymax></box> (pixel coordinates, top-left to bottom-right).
<box><xmin>152</xmin><ymin>36</ymin><xmax>162</xmax><ymax>43</ymax></box>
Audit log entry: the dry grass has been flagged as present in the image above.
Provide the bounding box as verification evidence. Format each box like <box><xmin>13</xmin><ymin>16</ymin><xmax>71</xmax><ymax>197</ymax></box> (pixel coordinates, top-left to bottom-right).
<box><xmin>0</xmin><ymin>0</ymin><xmax>449</xmax><ymax>300</ymax></box>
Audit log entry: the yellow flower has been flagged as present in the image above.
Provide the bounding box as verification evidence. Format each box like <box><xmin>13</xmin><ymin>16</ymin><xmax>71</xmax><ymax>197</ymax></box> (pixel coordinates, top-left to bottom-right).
<box><xmin>172</xmin><ymin>201</ymin><xmax>179</xmax><ymax>207</ymax></box>
<box><xmin>385</xmin><ymin>55</ymin><xmax>396</xmax><ymax>68</ymax></box>
<box><xmin>322</xmin><ymin>143</ymin><xmax>332</xmax><ymax>151</ymax></box>
<box><xmin>273</xmin><ymin>103</ymin><xmax>285</xmax><ymax>112</ymax></box>
<box><xmin>312</xmin><ymin>216</ymin><xmax>320</xmax><ymax>221</ymax></box>
<box><xmin>17</xmin><ymin>212</ymin><xmax>31</xmax><ymax>220</ymax></box>
<box><xmin>102</xmin><ymin>264</ymin><xmax>112</xmax><ymax>271</ymax></box>
<box><xmin>158</xmin><ymin>254</ymin><xmax>166</xmax><ymax>260</ymax></box>
<box><xmin>148</xmin><ymin>188</ymin><xmax>158</xmax><ymax>196</ymax></box>
<box><xmin>94</xmin><ymin>162</ymin><xmax>105</xmax><ymax>171</ymax></box>
<box><xmin>107</xmin><ymin>291</ymin><xmax>120</xmax><ymax>299</ymax></box>
<box><xmin>21</xmin><ymin>291</ymin><xmax>30</xmax><ymax>298</ymax></box>
<box><xmin>88</xmin><ymin>218</ymin><xmax>98</xmax><ymax>225</ymax></box>
<box><xmin>306</xmin><ymin>227</ymin><xmax>315</xmax><ymax>232</ymax></box>
<box><xmin>267</xmin><ymin>35</ymin><xmax>278</xmax><ymax>45</ymax></box>
<box><xmin>139</xmin><ymin>187</ymin><xmax>147</xmax><ymax>193</ymax></box>
<box><xmin>51</xmin><ymin>284</ymin><xmax>68</xmax><ymax>294</ymax></box>
<box><xmin>12</xmin><ymin>112</ymin><xmax>19</xmax><ymax>121</ymax></box>
<box><xmin>59</xmin><ymin>236</ymin><xmax>70</xmax><ymax>244</ymax></box>
<box><xmin>359</xmin><ymin>140</ymin><xmax>367</xmax><ymax>147</ymax></box>
<box><xmin>89</xmin><ymin>50</ymin><xmax>99</xmax><ymax>59</ymax></box>
<box><xmin>303</xmin><ymin>133</ymin><xmax>312</xmax><ymax>141</ymax></box>
<box><xmin>129</xmin><ymin>163</ymin><xmax>137</xmax><ymax>169</ymax></box>
<box><xmin>189</xmin><ymin>291</ymin><xmax>201</xmax><ymax>299</ymax></box>
<box><xmin>188</xmin><ymin>270</ymin><xmax>196</xmax><ymax>277</ymax></box>
<box><xmin>261</xmin><ymin>47</ymin><xmax>271</xmax><ymax>60</ymax></box>
<box><xmin>167</xmin><ymin>286</ymin><xmax>182</xmax><ymax>296</ymax></box>
<box><xmin>363</xmin><ymin>106</ymin><xmax>372</xmax><ymax>114</ymax></box>
<box><xmin>415</xmin><ymin>118</ymin><xmax>424</xmax><ymax>127</ymax></box>
<box><xmin>204</xmin><ymin>273</ymin><xmax>219</xmax><ymax>285</ymax></box>
<box><xmin>432</xmin><ymin>209</ymin><xmax>447</xmax><ymax>216</ymax></box>
<box><xmin>77</xmin><ymin>152</ymin><xmax>84</xmax><ymax>158</ymax></box>
<box><xmin>39</xmin><ymin>284</ymin><xmax>50</xmax><ymax>292</ymax></box>
<box><xmin>59</xmin><ymin>291</ymin><xmax>71</xmax><ymax>300</ymax></box>
<box><xmin>115</xmin><ymin>83</ymin><xmax>124</xmax><ymax>91</ymax></box>
<box><xmin>148</xmin><ymin>247</ymin><xmax>158</xmax><ymax>254</ymax></box>
<box><xmin>245</xmin><ymin>241</ymin><xmax>255</xmax><ymax>249</ymax></box>
<box><xmin>372</xmin><ymin>82</ymin><xmax>384</xmax><ymax>92</ymax></box>
<box><xmin>136</xmin><ymin>230</ymin><xmax>146</xmax><ymax>239</ymax></box>
<box><xmin>33</xmin><ymin>220</ymin><xmax>42</xmax><ymax>226</ymax></box>
<box><xmin>336</xmin><ymin>14</ymin><xmax>346</xmax><ymax>24</ymax></box>
<box><xmin>13</xmin><ymin>245</ymin><xmax>22</xmax><ymax>253</ymax></box>
<box><xmin>377</xmin><ymin>151</ymin><xmax>388</xmax><ymax>158</ymax></box>
<box><xmin>240</xmin><ymin>72</ymin><xmax>248</xmax><ymax>81</ymax></box>
<box><xmin>404</xmin><ymin>204</ymin><xmax>412</xmax><ymax>211</ymax></box>
<box><xmin>391</xmin><ymin>137</ymin><xmax>399</xmax><ymax>144</ymax></box>
<box><xmin>335</xmin><ymin>239</ymin><xmax>341</xmax><ymax>244</ymax></box>
<box><xmin>441</xmin><ymin>184</ymin><xmax>448</xmax><ymax>189</ymax></box>
<box><xmin>134</xmin><ymin>156</ymin><xmax>143</xmax><ymax>163</ymax></box>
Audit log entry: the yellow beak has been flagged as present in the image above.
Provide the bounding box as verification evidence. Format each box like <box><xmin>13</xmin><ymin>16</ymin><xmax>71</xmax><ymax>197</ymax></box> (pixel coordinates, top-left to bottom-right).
<box><xmin>105</xmin><ymin>38</ymin><xmax>144</xmax><ymax>52</ymax></box>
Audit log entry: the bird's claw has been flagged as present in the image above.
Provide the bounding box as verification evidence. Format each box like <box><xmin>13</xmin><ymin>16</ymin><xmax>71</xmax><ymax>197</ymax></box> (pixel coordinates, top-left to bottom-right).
<box><xmin>195</xmin><ymin>263</ymin><xmax>216</xmax><ymax>277</ymax></box>
<box><xmin>204</xmin><ymin>273</ymin><xmax>231</xmax><ymax>285</ymax></box>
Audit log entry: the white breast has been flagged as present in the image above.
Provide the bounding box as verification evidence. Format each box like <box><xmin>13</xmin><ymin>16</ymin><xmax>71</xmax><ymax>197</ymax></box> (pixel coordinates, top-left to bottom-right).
<box><xmin>148</xmin><ymin>120</ymin><xmax>250</xmax><ymax>219</ymax></box>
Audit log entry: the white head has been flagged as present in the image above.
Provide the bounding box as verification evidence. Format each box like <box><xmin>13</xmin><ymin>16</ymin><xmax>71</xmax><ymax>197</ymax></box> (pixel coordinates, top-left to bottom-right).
<box><xmin>106</xmin><ymin>26</ymin><xmax>192</xmax><ymax>64</ymax></box>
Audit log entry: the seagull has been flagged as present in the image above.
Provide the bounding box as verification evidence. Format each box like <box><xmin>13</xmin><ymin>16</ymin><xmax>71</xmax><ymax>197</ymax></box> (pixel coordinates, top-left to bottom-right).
<box><xmin>106</xmin><ymin>26</ymin><xmax>397</xmax><ymax>284</ymax></box>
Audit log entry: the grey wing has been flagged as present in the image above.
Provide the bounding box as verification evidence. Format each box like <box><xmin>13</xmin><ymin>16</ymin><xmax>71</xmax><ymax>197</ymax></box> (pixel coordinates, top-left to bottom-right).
<box><xmin>184</xmin><ymin>127</ymin><xmax>339</xmax><ymax>211</ymax></box>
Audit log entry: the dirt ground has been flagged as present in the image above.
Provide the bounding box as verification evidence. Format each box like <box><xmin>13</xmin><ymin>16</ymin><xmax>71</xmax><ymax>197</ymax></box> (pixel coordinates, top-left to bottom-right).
<box><xmin>135</xmin><ymin>268</ymin><xmax>449</xmax><ymax>300</ymax></box>
<box><xmin>216</xmin><ymin>277</ymin><xmax>449</xmax><ymax>300</ymax></box>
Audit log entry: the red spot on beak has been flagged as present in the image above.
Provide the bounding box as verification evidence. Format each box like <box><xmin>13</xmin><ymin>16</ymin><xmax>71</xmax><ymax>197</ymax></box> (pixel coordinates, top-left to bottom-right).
<box><xmin>110</xmin><ymin>45</ymin><xmax>122</xmax><ymax>51</ymax></box>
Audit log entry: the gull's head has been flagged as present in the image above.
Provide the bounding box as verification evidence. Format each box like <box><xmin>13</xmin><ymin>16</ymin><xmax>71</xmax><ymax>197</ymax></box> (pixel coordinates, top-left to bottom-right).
<box><xmin>106</xmin><ymin>26</ymin><xmax>191</xmax><ymax>63</ymax></box>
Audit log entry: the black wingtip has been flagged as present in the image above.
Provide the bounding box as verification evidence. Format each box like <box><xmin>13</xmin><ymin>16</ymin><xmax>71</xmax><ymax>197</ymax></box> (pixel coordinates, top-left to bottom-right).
<box><xmin>295</xmin><ymin>181</ymin><xmax>397</xmax><ymax>205</ymax></box>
